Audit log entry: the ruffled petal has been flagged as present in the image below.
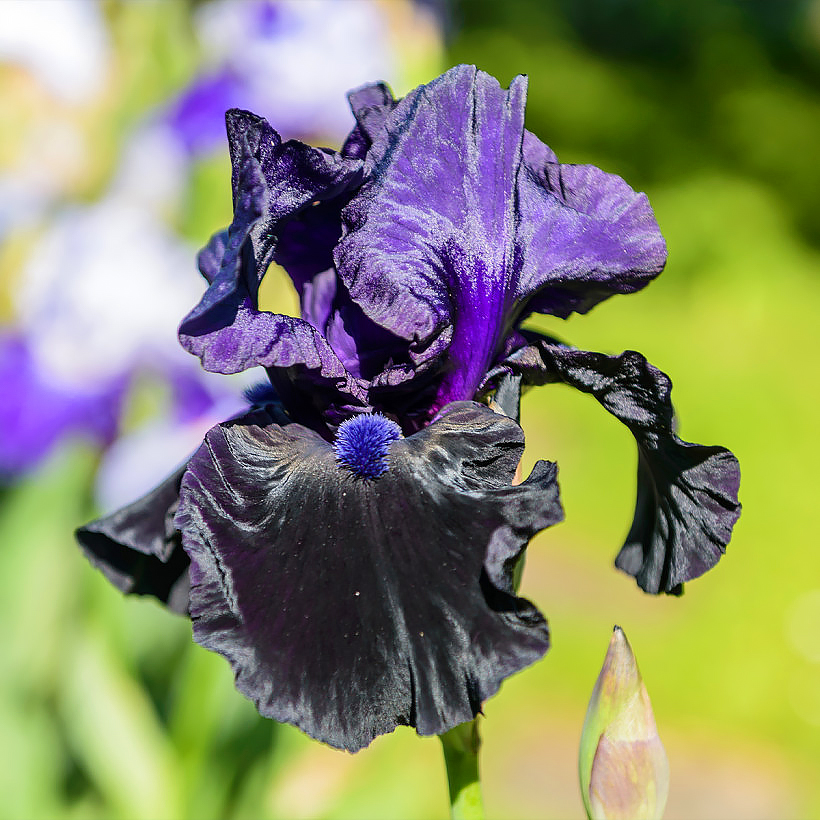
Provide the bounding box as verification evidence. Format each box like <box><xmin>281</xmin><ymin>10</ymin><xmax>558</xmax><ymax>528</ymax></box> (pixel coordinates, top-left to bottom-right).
<box><xmin>270</xmin><ymin>187</ymin><xmax>409</xmax><ymax>385</ymax></box>
<box><xmin>334</xmin><ymin>66</ymin><xmax>666</xmax><ymax>416</ymax></box>
<box><xmin>341</xmin><ymin>81</ymin><xmax>398</xmax><ymax>159</ymax></box>
<box><xmin>336</xmin><ymin>66</ymin><xmax>527</xmax><ymax>410</ymax></box>
<box><xmin>175</xmin><ymin>401</ymin><xmax>562</xmax><ymax>751</ymax></box>
<box><xmin>181</xmin><ymin>206</ymin><xmax>367</xmax><ymax>418</ymax></box>
<box><xmin>498</xmin><ymin>333</ymin><xmax>741</xmax><ymax>594</ymax></box>
<box><xmin>516</xmin><ymin>152</ymin><xmax>668</xmax><ymax>319</ymax></box>
<box><xmin>74</xmin><ymin>395</ymin><xmax>293</xmax><ymax>612</ymax></box>
<box><xmin>178</xmin><ymin>110</ymin><xmax>366</xmax><ymax>408</ymax></box>
<box><xmin>75</xmin><ymin>467</ymin><xmax>190</xmax><ymax>614</ymax></box>
<box><xmin>195</xmin><ymin>228</ymin><xmax>228</xmax><ymax>286</ymax></box>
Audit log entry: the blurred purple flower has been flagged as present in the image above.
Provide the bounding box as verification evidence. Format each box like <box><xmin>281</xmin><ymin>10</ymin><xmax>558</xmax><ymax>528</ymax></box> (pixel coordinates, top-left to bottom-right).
<box><xmin>0</xmin><ymin>128</ymin><xmax>246</xmax><ymax>483</ymax></box>
<box><xmin>165</xmin><ymin>0</ymin><xmax>435</xmax><ymax>154</ymax></box>
<box><xmin>0</xmin><ymin>332</ymin><xmax>123</xmax><ymax>478</ymax></box>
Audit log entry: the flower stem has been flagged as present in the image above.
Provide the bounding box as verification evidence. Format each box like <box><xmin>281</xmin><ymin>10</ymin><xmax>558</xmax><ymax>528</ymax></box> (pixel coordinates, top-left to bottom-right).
<box><xmin>439</xmin><ymin>719</ymin><xmax>485</xmax><ymax>820</ymax></box>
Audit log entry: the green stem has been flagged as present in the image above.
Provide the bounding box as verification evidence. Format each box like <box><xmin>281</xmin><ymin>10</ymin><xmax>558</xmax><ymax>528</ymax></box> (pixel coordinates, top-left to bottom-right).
<box><xmin>439</xmin><ymin>719</ymin><xmax>485</xmax><ymax>820</ymax></box>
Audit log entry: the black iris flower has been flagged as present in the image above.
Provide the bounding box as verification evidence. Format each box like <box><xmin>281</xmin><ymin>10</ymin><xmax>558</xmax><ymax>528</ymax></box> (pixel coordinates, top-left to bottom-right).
<box><xmin>76</xmin><ymin>66</ymin><xmax>740</xmax><ymax>752</ymax></box>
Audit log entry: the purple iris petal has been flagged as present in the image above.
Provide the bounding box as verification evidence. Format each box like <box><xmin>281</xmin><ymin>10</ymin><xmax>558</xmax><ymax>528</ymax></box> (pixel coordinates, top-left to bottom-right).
<box><xmin>271</xmin><ymin>180</ymin><xmax>410</xmax><ymax>383</ymax></box>
<box><xmin>178</xmin><ymin>110</ymin><xmax>368</xmax><ymax>414</ymax></box>
<box><xmin>175</xmin><ymin>401</ymin><xmax>562</xmax><ymax>751</ymax></box>
<box><xmin>515</xmin><ymin>158</ymin><xmax>667</xmax><ymax>319</ymax></box>
<box><xmin>334</xmin><ymin>65</ymin><xmax>666</xmax><ymax>415</ymax></box>
<box><xmin>336</xmin><ymin>67</ymin><xmax>527</xmax><ymax>412</ymax></box>
<box><xmin>341</xmin><ymin>82</ymin><xmax>398</xmax><ymax>159</ymax></box>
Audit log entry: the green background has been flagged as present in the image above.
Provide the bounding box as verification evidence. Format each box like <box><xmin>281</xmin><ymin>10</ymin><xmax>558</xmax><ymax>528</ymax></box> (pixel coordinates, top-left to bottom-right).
<box><xmin>2</xmin><ymin>1</ymin><xmax>818</xmax><ymax>818</ymax></box>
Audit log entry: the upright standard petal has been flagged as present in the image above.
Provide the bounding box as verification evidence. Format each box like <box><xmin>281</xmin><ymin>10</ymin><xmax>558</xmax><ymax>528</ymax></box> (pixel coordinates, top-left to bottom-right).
<box><xmin>178</xmin><ymin>110</ymin><xmax>367</xmax><ymax>414</ymax></box>
<box><xmin>497</xmin><ymin>333</ymin><xmax>741</xmax><ymax>594</ymax></box>
<box><xmin>342</xmin><ymin>81</ymin><xmax>398</xmax><ymax>159</ymax></box>
<box><xmin>336</xmin><ymin>65</ymin><xmax>528</xmax><ymax>411</ymax></box>
<box><xmin>516</xmin><ymin>155</ymin><xmax>667</xmax><ymax>319</ymax></box>
<box><xmin>175</xmin><ymin>402</ymin><xmax>563</xmax><ymax>751</ymax></box>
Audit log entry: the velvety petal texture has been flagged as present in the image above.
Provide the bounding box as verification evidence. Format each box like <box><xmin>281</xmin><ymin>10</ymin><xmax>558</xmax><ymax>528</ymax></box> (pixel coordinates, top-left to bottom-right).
<box><xmin>341</xmin><ymin>81</ymin><xmax>398</xmax><ymax>160</ymax></box>
<box><xmin>178</xmin><ymin>110</ymin><xmax>367</xmax><ymax>412</ymax></box>
<box><xmin>516</xmin><ymin>160</ymin><xmax>668</xmax><ymax>320</ymax></box>
<box><xmin>175</xmin><ymin>402</ymin><xmax>562</xmax><ymax>751</ymax></box>
<box><xmin>334</xmin><ymin>65</ymin><xmax>666</xmax><ymax>412</ymax></box>
<box><xmin>336</xmin><ymin>66</ymin><xmax>527</xmax><ymax>410</ymax></box>
<box><xmin>76</xmin><ymin>467</ymin><xmax>191</xmax><ymax>614</ymax></box>
<box><xmin>180</xmin><ymin>66</ymin><xmax>666</xmax><ymax>426</ymax></box>
<box><xmin>497</xmin><ymin>333</ymin><xmax>741</xmax><ymax>594</ymax></box>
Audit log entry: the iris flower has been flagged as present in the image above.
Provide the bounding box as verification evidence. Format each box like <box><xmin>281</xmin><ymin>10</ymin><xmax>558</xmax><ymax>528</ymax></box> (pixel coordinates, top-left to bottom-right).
<box><xmin>77</xmin><ymin>66</ymin><xmax>740</xmax><ymax>752</ymax></box>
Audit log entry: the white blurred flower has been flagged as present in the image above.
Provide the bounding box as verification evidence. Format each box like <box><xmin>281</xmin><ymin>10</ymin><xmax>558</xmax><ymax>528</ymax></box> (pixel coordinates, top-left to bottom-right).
<box><xmin>0</xmin><ymin>0</ymin><xmax>109</xmax><ymax>103</ymax></box>
<box><xmin>15</xmin><ymin>197</ymin><xmax>200</xmax><ymax>392</ymax></box>
<box><xmin>93</xmin><ymin>392</ymin><xmax>246</xmax><ymax>514</ymax></box>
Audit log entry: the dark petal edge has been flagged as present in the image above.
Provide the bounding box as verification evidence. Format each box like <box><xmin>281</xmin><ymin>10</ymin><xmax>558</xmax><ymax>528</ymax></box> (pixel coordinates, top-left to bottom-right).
<box><xmin>500</xmin><ymin>333</ymin><xmax>741</xmax><ymax>594</ymax></box>
<box><xmin>75</xmin><ymin>467</ymin><xmax>190</xmax><ymax>614</ymax></box>
<box><xmin>175</xmin><ymin>402</ymin><xmax>562</xmax><ymax>751</ymax></box>
<box><xmin>342</xmin><ymin>81</ymin><xmax>398</xmax><ymax>159</ymax></box>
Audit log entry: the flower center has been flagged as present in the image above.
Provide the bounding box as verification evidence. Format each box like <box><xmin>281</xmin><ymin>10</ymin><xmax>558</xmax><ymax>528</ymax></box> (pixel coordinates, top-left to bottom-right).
<box><xmin>334</xmin><ymin>414</ymin><xmax>403</xmax><ymax>479</ymax></box>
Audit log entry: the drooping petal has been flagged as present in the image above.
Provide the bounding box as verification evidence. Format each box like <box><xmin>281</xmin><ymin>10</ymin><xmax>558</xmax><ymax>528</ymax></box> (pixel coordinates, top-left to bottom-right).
<box><xmin>75</xmin><ymin>467</ymin><xmax>190</xmax><ymax>614</ymax></box>
<box><xmin>497</xmin><ymin>332</ymin><xmax>741</xmax><ymax>594</ymax></box>
<box><xmin>336</xmin><ymin>65</ymin><xmax>527</xmax><ymax>411</ymax></box>
<box><xmin>175</xmin><ymin>401</ymin><xmax>562</xmax><ymax>751</ymax></box>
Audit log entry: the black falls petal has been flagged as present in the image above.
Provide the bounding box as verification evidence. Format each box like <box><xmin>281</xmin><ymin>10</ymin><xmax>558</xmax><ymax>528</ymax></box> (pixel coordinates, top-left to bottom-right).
<box><xmin>175</xmin><ymin>401</ymin><xmax>562</xmax><ymax>752</ymax></box>
<box><xmin>75</xmin><ymin>467</ymin><xmax>190</xmax><ymax>614</ymax></box>
<box><xmin>503</xmin><ymin>332</ymin><xmax>741</xmax><ymax>594</ymax></box>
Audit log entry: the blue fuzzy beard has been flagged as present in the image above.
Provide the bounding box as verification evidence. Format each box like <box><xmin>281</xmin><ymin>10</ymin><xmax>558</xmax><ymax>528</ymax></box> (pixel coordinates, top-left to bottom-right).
<box><xmin>333</xmin><ymin>414</ymin><xmax>403</xmax><ymax>479</ymax></box>
<box><xmin>242</xmin><ymin>382</ymin><xmax>280</xmax><ymax>407</ymax></box>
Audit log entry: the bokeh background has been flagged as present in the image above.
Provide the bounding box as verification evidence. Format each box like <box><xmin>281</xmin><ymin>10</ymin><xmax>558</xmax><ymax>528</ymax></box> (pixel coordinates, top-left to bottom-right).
<box><xmin>1</xmin><ymin>1</ymin><xmax>818</xmax><ymax>818</ymax></box>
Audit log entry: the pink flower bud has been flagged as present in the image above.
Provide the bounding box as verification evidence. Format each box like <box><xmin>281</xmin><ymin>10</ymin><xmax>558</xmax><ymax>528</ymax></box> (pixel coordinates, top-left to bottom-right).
<box><xmin>579</xmin><ymin>626</ymin><xmax>669</xmax><ymax>820</ymax></box>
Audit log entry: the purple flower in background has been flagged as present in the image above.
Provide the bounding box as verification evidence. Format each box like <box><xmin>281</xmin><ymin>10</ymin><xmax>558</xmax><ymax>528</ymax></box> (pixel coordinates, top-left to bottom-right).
<box><xmin>165</xmin><ymin>0</ymin><xmax>440</xmax><ymax>154</ymax></box>
<box><xmin>78</xmin><ymin>66</ymin><xmax>740</xmax><ymax>752</ymax></box>
<box><xmin>0</xmin><ymin>135</ymin><xmax>246</xmax><ymax>483</ymax></box>
<box><xmin>0</xmin><ymin>332</ymin><xmax>122</xmax><ymax>478</ymax></box>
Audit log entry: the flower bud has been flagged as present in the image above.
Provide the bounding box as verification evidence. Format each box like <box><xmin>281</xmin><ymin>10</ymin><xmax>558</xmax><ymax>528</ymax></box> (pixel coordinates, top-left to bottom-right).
<box><xmin>579</xmin><ymin>626</ymin><xmax>669</xmax><ymax>820</ymax></box>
